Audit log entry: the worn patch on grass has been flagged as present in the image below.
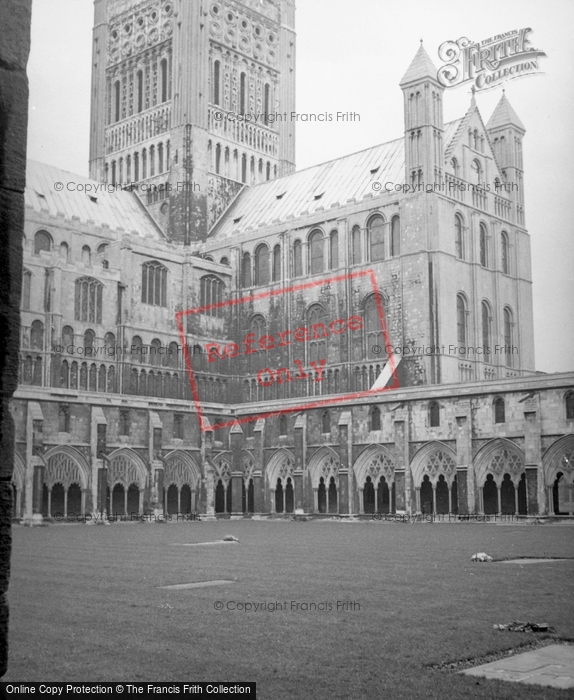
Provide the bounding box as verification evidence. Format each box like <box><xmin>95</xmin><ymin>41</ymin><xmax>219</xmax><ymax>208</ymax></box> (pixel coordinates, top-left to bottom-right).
<box><xmin>171</xmin><ymin>541</ymin><xmax>239</xmax><ymax>546</ymax></box>
<box><xmin>159</xmin><ymin>580</ymin><xmax>235</xmax><ymax>590</ymax></box>
<box><xmin>496</xmin><ymin>557</ymin><xmax>572</xmax><ymax>564</ymax></box>
<box><xmin>461</xmin><ymin>644</ymin><xmax>574</xmax><ymax>689</ymax></box>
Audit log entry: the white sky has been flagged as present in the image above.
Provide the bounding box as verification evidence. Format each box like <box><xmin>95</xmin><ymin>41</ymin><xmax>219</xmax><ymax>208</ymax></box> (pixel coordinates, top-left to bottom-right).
<box><xmin>27</xmin><ymin>0</ymin><xmax>574</xmax><ymax>374</ymax></box>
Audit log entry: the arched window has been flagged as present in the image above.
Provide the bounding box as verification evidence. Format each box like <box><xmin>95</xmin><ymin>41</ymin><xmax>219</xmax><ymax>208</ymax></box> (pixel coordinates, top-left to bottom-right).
<box><xmin>471</xmin><ymin>159</ymin><xmax>482</xmax><ymax>183</ymax></box>
<box><xmin>565</xmin><ymin>391</ymin><xmax>574</xmax><ymax>420</ymax></box>
<box><xmin>455</xmin><ymin>214</ymin><xmax>464</xmax><ymax>259</ymax></box>
<box><xmin>329</xmin><ymin>230</ymin><xmax>339</xmax><ymax>270</ymax></box>
<box><xmin>390</xmin><ymin>216</ymin><xmax>400</xmax><ymax>257</ymax></box>
<box><xmin>365</xmin><ymin>295</ymin><xmax>384</xmax><ymax>360</ymax></box>
<box><xmin>83</xmin><ymin>329</ymin><xmax>95</xmax><ymax>353</ymax></box>
<box><xmin>241</xmin><ymin>153</ymin><xmax>247</xmax><ymax>183</ymax></box>
<box><xmin>161</xmin><ymin>58</ymin><xmax>168</xmax><ymax>103</ymax></box>
<box><xmin>242</xmin><ymin>252</ymin><xmax>252</xmax><ymax>287</ymax></box>
<box><xmin>501</xmin><ymin>231</ymin><xmax>510</xmax><ymax>274</ymax></box>
<box><xmin>321</xmin><ymin>410</ymin><xmax>330</xmax><ymax>434</ymax></box>
<box><xmin>60</xmin><ymin>242</ymin><xmax>69</xmax><ymax>261</ymax></box>
<box><xmin>136</xmin><ymin>70</ymin><xmax>143</xmax><ymax>113</ymax></box>
<box><xmin>352</xmin><ymin>225</ymin><xmax>361</xmax><ymax>264</ymax></box>
<box><xmin>150</xmin><ymin>338</ymin><xmax>162</xmax><ymax>367</ymax></box>
<box><xmin>141</xmin><ymin>261</ymin><xmax>167</xmax><ymax>306</ymax></box>
<box><xmin>75</xmin><ymin>277</ymin><xmax>103</xmax><ymax>323</ymax></box>
<box><xmin>220</xmin><ymin>256</ymin><xmax>229</xmax><ymax>266</ymax></box>
<box><xmin>22</xmin><ymin>269</ymin><xmax>31</xmax><ymax>310</ymax></box>
<box><xmin>482</xmin><ymin>301</ymin><xmax>491</xmax><ymax>358</ymax></box>
<box><xmin>30</xmin><ymin>320</ymin><xmax>44</xmax><ymax>350</ymax></box>
<box><xmin>62</xmin><ymin>326</ymin><xmax>74</xmax><ymax>349</ymax></box>
<box><xmin>158</xmin><ymin>142</ymin><xmax>164</xmax><ymax>173</ymax></box>
<box><xmin>131</xmin><ymin>335</ymin><xmax>144</xmax><ymax>364</ymax></box>
<box><xmin>239</xmin><ymin>72</ymin><xmax>247</xmax><ymax>114</ymax></box>
<box><xmin>114</xmin><ymin>80</ymin><xmax>120</xmax><ymax>122</ymax></box>
<box><xmin>451</xmin><ymin>157</ymin><xmax>459</xmax><ymax>175</ymax></box>
<box><xmin>142</xmin><ymin>149</ymin><xmax>147</xmax><ymax>179</ymax></box>
<box><xmin>34</xmin><ymin>230</ymin><xmax>52</xmax><ymax>255</ymax></box>
<box><xmin>293</xmin><ymin>240</ymin><xmax>302</xmax><ymax>277</ymax></box>
<box><xmin>82</xmin><ymin>245</ymin><xmax>91</xmax><ymax>265</ymax></box>
<box><xmin>213</xmin><ymin>60</ymin><xmax>221</xmax><ymax>105</ymax></box>
<box><xmin>368</xmin><ymin>215</ymin><xmax>385</xmax><ymax>262</ymax></box>
<box><xmin>215</xmin><ymin>143</ymin><xmax>221</xmax><ymax>174</ymax></box>
<box><xmin>429</xmin><ymin>401</ymin><xmax>440</xmax><ymax>427</ymax></box>
<box><xmin>200</xmin><ymin>275</ymin><xmax>225</xmax><ymax>317</ymax></box>
<box><xmin>264</xmin><ymin>83</ymin><xmax>271</xmax><ymax>124</ymax></box>
<box><xmin>279</xmin><ymin>414</ymin><xmax>287</xmax><ymax>435</ymax></box>
<box><xmin>307</xmin><ymin>304</ymin><xmax>327</xmax><ymax>364</ymax></box>
<box><xmin>503</xmin><ymin>307</ymin><xmax>514</xmax><ymax>367</ymax></box>
<box><xmin>479</xmin><ymin>223</ymin><xmax>488</xmax><ymax>267</ymax></box>
<box><xmin>309</xmin><ymin>230</ymin><xmax>324</xmax><ymax>275</ymax></box>
<box><xmin>370</xmin><ymin>406</ymin><xmax>381</xmax><ymax>431</ymax></box>
<box><xmin>456</xmin><ymin>294</ymin><xmax>467</xmax><ymax>345</ymax></box>
<box><xmin>254</xmin><ymin>244</ymin><xmax>270</xmax><ymax>286</ymax></box>
<box><xmin>249</xmin><ymin>315</ymin><xmax>267</xmax><ymax>372</ymax></box>
<box><xmin>494</xmin><ymin>397</ymin><xmax>505</xmax><ymax>423</ymax></box>
<box><xmin>272</xmin><ymin>244</ymin><xmax>281</xmax><ymax>282</ymax></box>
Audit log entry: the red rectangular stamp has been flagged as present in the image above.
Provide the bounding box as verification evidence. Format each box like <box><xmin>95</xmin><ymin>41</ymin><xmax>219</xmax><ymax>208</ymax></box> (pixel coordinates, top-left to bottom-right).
<box><xmin>175</xmin><ymin>269</ymin><xmax>400</xmax><ymax>432</ymax></box>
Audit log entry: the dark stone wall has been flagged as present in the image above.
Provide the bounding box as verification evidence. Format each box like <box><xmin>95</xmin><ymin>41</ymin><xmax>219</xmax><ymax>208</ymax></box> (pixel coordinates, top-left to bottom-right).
<box><xmin>0</xmin><ymin>0</ymin><xmax>32</xmax><ymax>677</ymax></box>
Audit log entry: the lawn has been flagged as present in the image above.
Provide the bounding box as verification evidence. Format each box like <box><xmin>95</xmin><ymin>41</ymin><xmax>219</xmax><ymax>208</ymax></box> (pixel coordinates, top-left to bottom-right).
<box><xmin>5</xmin><ymin>520</ymin><xmax>574</xmax><ymax>699</ymax></box>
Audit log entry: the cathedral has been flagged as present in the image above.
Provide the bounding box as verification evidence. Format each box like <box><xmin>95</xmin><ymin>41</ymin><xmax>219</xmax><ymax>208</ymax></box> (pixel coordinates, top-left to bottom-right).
<box><xmin>13</xmin><ymin>0</ymin><xmax>574</xmax><ymax>523</ymax></box>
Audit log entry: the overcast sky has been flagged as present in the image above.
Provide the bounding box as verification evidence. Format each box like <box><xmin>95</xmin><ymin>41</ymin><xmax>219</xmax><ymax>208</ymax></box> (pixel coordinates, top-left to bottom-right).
<box><xmin>27</xmin><ymin>0</ymin><xmax>574</xmax><ymax>374</ymax></box>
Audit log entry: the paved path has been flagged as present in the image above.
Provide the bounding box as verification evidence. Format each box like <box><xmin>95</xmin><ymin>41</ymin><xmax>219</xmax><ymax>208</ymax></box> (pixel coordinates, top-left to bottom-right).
<box><xmin>462</xmin><ymin>645</ymin><xmax>574</xmax><ymax>689</ymax></box>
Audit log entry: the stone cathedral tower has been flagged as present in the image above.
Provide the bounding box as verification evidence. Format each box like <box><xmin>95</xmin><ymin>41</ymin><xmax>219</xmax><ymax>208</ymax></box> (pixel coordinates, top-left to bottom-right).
<box><xmin>89</xmin><ymin>0</ymin><xmax>296</xmax><ymax>244</ymax></box>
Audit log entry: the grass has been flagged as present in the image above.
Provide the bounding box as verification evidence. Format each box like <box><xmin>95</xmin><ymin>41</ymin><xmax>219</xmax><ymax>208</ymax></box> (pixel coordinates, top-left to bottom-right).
<box><xmin>5</xmin><ymin>520</ymin><xmax>574</xmax><ymax>699</ymax></box>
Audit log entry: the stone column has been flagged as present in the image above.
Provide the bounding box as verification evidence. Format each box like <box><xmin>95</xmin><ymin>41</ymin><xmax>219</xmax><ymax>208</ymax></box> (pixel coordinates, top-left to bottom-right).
<box><xmin>293</xmin><ymin>471</ymin><xmax>303</xmax><ymax>512</ymax></box>
<box><xmin>229</xmin><ymin>421</ymin><xmax>244</xmax><ymax>516</ymax></box>
<box><xmin>455</xmin><ymin>405</ymin><xmax>472</xmax><ymax>513</ymax></box>
<box><xmin>293</xmin><ymin>414</ymin><xmax>308</xmax><ymax>511</ymax></box>
<box><xmin>394</xmin><ymin>411</ymin><xmax>410</xmax><ymax>512</ymax></box>
<box><xmin>253</xmin><ymin>472</ymin><xmax>264</xmax><ymax>514</ymax></box>
<box><xmin>523</xmin><ymin>401</ymin><xmax>542</xmax><ymax>515</ymax></box>
<box><xmin>337</xmin><ymin>410</ymin><xmax>352</xmax><ymax>514</ymax></box>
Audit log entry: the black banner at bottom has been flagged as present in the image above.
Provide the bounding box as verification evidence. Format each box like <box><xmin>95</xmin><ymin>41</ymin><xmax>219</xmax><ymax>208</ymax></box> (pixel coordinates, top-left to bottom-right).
<box><xmin>0</xmin><ymin>683</ymin><xmax>256</xmax><ymax>699</ymax></box>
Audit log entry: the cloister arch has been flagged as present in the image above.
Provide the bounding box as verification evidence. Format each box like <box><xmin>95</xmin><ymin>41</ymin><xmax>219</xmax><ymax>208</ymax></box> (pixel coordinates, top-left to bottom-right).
<box><xmin>163</xmin><ymin>450</ymin><xmax>201</xmax><ymax>515</ymax></box>
<box><xmin>474</xmin><ymin>439</ymin><xmax>526</xmax><ymax>515</ymax></box>
<box><xmin>353</xmin><ymin>444</ymin><xmax>396</xmax><ymax>514</ymax></box>
<box><xmin>410</xmin><ymin>442</ymin><xmax>457</xmax><ymax>514</ymax></box>
<box><xmin>543</xmin><ymin>434</ymin><xmax>574</xmax><ymax>515</ymax></box>
<box><xmin>12</xmin><ymin>452</ymin><xmax>26</xmax><ymax>519</ymax></box>
<box><xmin>107</xmin><ymin>448</ymin><xmax>148</xmax><ymax>517</ymax></box>
<box><xmin>265</xmin><ymin>448</ymin><xmax>295</xmax><ymax>514</ymax></box>
<box><xmin>307</xmin><ymin>447</ymin><xmax>339</xmax><ymax>514</ymax></box>
<box><xmin>42</xmin><ymin>446</ymin><xmax>90</xmax><ymax>518</ymax></box>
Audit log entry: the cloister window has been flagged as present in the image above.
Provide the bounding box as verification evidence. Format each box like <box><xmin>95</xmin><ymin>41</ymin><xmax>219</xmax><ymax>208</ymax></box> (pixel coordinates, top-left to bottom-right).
<box><xmin>141</xmin><ymin>261</ymin><xmax>167</xmax><ymax>307</ymax></box>
<box><xmin>309</xmin><ymin>230</ymin><xmax>324</xmax><ymax>275</ymax></box>
<box><xmin>242</xmin><ymin>252</ymin><xmax>252</xmax><ymax>287</ymax></box>
<box><xmin>494</xmin><ymin>397</ymin><xmax>505</xmax><ymax>423</ymax></box>
<box><xmin>482</xmin><ymin>301</ymin><xmax>492</xmax><ymax>358</ymax></box>
<box><xmin>565</xmin><ymin>391</ymin><xmax>574</xmax><ymax>420</ymax></box>
<box><xmin>75</xmin><ymin>277</ymin><xmax>103</xmax><ymax>323</ymax></box>
<box><xmin>22</xmin><ymin>269</ymin><xmax>31</xmax><ymax>310</ymax></box>
<box><xmin>368</xmin><ymin>215</ymin><xmax>385</xmax><ymax>262</ymax></box>
<box><xmin>456</xmin><ymin>294</ymin><xmax>467</xmax><ymax>345</ymax></box>
<box><xmin>307</xmin><ymin>305</ymin><xmax>327</xmax><ymax>364</ymax></box>
<box><xmin>390</xmin><ymin>216</ymin><xmax>400</xmax><ymax>257</ymax></box>
<box><xmin>330</xmin><ymin>231</ymin><xmax>339</xmax><ymax>269</ymax></box>
<box><xmin>34</xmin><ymin>230</ymin><xmax>52</xmax><ymax>255</ymax></box>
<box><xmin>293</xmin><ymin>240</ymin><xmax>303</xmax><ymax>277</ymax></box>
<box><xmin>272</xmin><ymin>244</ymin><xmax>281</xmax><ymax>282</ymax></box>
<box><xmin>30</xmin><ymin>320</ymin><xmax>44</xmax><ymax>350</ymax></box>
<box><xmin>364</xmin><ymin>294</ymin><xmax>385</xmax><ymax>361</ymax></box>
<box><xmin>200</xmin><ymin>275</ymin><xmax>225</xmax><ymax>317</ymax></box>
<box><xmin>501</xmin><ymin>231</ymin><xmax>510</xmax><ymax>274</ymax></box>
<box><xmin>455</xmin><ymin>214</ymin><xmax>464</xmax><ymax>260</ymax></box>
<box><xmin>429</xmin><ymin>401</ymin><xmax>440</xmax><ymax>427</ymax></box>
<box><xmin>321</xmin><ymin>410</ymin><xmax>330</xmax><ymax>434</ymax></box>
<box><xmin>254</xmin><ymin>244</ymin><xmax>270</xmax><ymax>286</ymax></box>
<box><xmin>239</xmin><ymin>72</ymin><xmax>246</xmax><ymax>114</ymax></box>
<box><xmin>213</xmin><ymin>60</ymin><xmax>221</xmax><ymax>105</ymax></box>
<box><xmin>352</xmin><ymin>225</ymin><xmax>361</xmax><ymax>264</ymax></box>
<box><xmin>249</xmin><ymin>315</ymin><xmax>267</xmax><ymax>372</ymax></box>
<box><xmin>479</xmin><ymin>223</ymin><xmax>488</xmax><ymax>267</ymax></box>
<box><xmin>161</xmin><ymin>58</ymin><xmax>168</xmax><ymax>103</ymax></box>
<box><xmin>503</xmin><ymin>307</ymin><xmax>514</xmax><ymax>367</ymax></box>
<box><xmin>370</xmin><ymin>406</ymin><xmax>381</xmax><ymax>431</ymax></box>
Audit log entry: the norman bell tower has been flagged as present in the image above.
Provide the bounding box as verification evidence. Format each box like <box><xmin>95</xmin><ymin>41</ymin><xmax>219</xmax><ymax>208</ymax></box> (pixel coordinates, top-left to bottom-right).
<box><xmin>89</xmin><ymin>0</ymin><xmax>296</xmax><ymax>244</ymax></box>
<box><xmin>399</xmin><ymin>43</ymin><xmax>445</xmax><ymax>187</ymax></box>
